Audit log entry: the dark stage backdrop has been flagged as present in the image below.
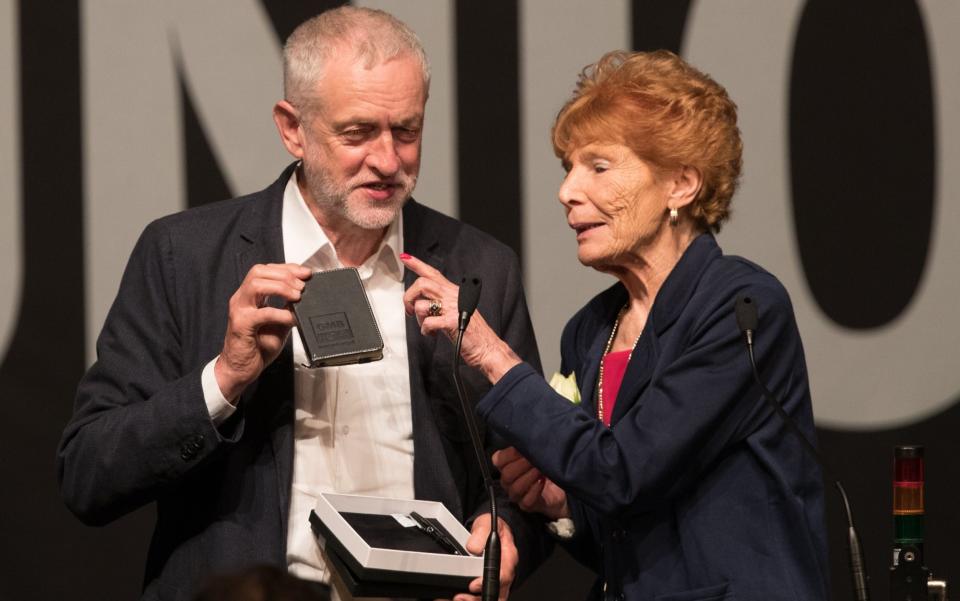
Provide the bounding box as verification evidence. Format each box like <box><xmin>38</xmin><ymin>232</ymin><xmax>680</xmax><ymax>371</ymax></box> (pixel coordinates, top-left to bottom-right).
<box><xmin>1</xmin><ymin>1</ymin><xmax>958</xmax><ymax>600</ymax></box>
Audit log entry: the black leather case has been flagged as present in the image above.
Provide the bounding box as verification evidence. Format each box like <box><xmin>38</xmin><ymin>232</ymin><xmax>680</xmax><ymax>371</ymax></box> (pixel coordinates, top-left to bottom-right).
<box><xmin>293</xmin><ymin>267</ymin><xmax>384</xmax><ymax>367</ymax></box>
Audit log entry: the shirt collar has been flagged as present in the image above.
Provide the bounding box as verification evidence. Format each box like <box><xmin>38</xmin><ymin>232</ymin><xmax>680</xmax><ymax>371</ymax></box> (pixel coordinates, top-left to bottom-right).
<box><xmin>281</xmin><ymin>169</ymin><xmax>404</xmax><ymax>281</ymax></box>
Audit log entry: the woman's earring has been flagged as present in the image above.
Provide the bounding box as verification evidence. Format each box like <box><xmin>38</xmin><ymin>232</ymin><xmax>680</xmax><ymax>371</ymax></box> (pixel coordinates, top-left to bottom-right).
<box><xmin>669</xmin><ymin>207</ymin><xmax>679</xmax><ymax>227</ymax></box>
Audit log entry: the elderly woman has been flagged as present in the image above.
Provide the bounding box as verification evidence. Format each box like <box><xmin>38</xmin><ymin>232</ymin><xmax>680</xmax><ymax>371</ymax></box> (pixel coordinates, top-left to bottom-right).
<box><xmin>402</xmin><ymin>50</ymin><xmax>828</xmax><ymax>601</ymax></box>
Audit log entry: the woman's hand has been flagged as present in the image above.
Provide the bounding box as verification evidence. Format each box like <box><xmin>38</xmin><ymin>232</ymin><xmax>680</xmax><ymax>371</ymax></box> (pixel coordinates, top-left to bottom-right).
<box><xmin>493</xmin><ymin>447</ymin><xmax>570</xmax><ymax>520</ymax></box>
<box><xmin>401</xmin><ymin>254</ymin><xmax>521</xmax><ymax>383</ymax></box>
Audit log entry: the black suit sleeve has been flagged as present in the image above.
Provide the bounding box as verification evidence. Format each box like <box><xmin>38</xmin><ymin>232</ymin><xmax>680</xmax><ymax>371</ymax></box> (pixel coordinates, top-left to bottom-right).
<box><xmin>57</xmin><ymin>221</ymin><xmax>242</xmax><ymax>526</ymax></box>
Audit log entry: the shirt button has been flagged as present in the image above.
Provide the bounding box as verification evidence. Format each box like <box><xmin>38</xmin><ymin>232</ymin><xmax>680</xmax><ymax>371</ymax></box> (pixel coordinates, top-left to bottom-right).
<box><xmin>341</xmin><ymin>425</ymin><xmax>350</xmax><ymax>436</ymax></box>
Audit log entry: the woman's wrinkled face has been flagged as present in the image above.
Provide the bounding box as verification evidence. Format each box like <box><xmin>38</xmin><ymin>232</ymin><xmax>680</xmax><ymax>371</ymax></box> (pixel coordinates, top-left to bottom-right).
<box><xmin>559</xmin><ymin>142</ymin><xmax>673</xmax><ymax>270</ymax></box>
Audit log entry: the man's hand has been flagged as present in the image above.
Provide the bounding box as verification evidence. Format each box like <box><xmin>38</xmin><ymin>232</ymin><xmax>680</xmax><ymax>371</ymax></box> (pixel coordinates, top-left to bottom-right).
<box><xmin>449</xmin><ymin>514</ymin><xmax>517</xmax><ymax>601</ymax></box>
<box><xmin>493</xmin><ymin>447</ymin><xmax>569</xmax><ymax>520</ymax></box>
<box><xmin>214</xmin><ymin>263</ymin><xmax>312</xmax><ymax>401</ymax></box>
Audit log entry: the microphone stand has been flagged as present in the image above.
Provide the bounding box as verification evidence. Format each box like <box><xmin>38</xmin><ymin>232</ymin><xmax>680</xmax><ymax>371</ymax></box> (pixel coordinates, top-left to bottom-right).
<box><xmin>736</xmin><ymin>295</ymin><xmax>870</xmax><ymax>601</ymax></box>
<box><xmin>453</xmin><ymin>278</ymin><xmax>500</xmax><ymax>601</ymax></box>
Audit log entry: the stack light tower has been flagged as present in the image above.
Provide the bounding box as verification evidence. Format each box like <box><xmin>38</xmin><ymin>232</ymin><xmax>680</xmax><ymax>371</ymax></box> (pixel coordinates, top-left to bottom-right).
<box><xmin>890</xmin><ymin>445</ymin><xmax>946</xmax><ymax>601</ymax></box>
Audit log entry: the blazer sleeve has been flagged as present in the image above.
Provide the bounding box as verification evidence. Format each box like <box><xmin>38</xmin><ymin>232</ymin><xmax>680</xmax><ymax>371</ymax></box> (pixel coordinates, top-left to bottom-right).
<box><xmin>476</xmin><ymin>276</ymin><xmax>807</xmax><ymax>518</ymax></box>
<box><xmin>57</xmin><ymin>221</ymin><xmax>243</xmax><ymax>526</ymax></box>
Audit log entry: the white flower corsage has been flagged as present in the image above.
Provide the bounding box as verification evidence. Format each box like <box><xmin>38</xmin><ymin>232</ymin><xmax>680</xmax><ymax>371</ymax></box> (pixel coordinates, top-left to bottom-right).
<box><xmin>548</xmin><ymin>371</ymin><xmax>581</xmax><ymax>405</ymax></box>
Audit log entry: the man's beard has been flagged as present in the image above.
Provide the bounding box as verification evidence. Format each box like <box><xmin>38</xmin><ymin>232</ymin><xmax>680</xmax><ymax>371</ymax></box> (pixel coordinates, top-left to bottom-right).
<box><xmin>303</xmin><ymin>161</ymin><xmax>416</xmax><ymax>230</ymax></box>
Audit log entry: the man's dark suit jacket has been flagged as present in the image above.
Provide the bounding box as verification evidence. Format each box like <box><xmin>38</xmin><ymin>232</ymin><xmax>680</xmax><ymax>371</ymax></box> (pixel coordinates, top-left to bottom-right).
<box><xmin>57</xmin><ymin>164</ymin><xmax>547</xmax><ymax>601</ymax></box>
<box><xmin>477</xmin><ymin>234</ymin><xmax>829</xmax><ymax>601</ymax></box>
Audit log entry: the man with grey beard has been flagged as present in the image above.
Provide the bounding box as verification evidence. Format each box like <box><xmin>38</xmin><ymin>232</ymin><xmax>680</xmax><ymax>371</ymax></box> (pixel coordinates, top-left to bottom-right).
<box><xmin>58</xmin><ymin>7</ymin><xmax>546</xmax><ymax>601</ymax></box>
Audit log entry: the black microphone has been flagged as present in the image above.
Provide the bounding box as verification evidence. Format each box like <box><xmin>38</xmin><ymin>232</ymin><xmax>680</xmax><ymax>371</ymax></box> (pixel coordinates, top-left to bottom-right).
<box><xmin>734</xmin><ymin>294</ymin><xmax>757</xmax><ymax>346</ymax></box>
<box><xmin>459</xmin><ymin>277</ymin><xmax>483</xmax><ymax>331</ymax></box>
<box><xmin>734</xmin><ymin>295</ymin><xmax>870</xmax><ymax>601</ymax></box>
<box><xmin>452</xmin><ymin>276</ymin><xmax>500</xmax><ymax>601</ymax></box>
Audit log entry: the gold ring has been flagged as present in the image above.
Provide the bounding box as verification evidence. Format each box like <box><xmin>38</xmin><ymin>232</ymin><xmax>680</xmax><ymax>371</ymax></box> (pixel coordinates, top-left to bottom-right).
<box><xmin>428</xmin><ymin>299</ymin><xmax>443</xmax><ymax>317</ymax></box>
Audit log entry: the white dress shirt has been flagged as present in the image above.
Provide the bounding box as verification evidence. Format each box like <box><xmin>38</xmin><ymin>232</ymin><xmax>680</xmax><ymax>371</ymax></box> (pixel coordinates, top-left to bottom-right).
<box><xmin>201</xmin><ymin>172</ymin><xmax>415</xmax><ymax>591</ymax></box>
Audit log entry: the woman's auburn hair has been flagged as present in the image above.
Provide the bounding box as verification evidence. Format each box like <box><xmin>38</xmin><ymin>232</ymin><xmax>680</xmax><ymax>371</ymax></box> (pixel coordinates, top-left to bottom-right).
<box><xmin>552</xmin><ymin>50</ymin><xmax>743</xmax><ymax>232</ymax></box>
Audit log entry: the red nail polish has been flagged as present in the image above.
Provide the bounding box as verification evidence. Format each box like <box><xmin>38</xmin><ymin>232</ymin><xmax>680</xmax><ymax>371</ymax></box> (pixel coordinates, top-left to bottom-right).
<box><xmin>399</xmin><ymin>252</ymin><xmax>412</xmax><ymax>260</ymax></box>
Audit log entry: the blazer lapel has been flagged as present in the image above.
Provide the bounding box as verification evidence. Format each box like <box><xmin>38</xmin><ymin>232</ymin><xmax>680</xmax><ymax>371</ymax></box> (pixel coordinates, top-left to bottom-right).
<box><xmin>609</xmin><ymin>332</ymin><xmax>655</xmax><ymax>425</ymax></box>
<box><xmin>609</xmin><ymin>233</ymin><xmax>721</xmax><ymax>426</ymax></box>
<box><xmin>579</xmin><ymin>322</ymin><xmax>611</xmax><ymax>419</ymax></box>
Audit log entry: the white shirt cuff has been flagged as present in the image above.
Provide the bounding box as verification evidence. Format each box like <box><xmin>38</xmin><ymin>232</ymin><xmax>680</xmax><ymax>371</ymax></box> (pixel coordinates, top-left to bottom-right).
<box><xmin>202</xmin><ymin>356</ymin><xmax>237</xmax><ymax>425</ymax></box>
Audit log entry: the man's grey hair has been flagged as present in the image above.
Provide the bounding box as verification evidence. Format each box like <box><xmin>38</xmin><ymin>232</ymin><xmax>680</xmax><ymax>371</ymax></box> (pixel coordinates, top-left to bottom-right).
<box><xmin>283</xmin><ymin>6</ymin><xmax>431</xmax><ymax>111</ymax></box>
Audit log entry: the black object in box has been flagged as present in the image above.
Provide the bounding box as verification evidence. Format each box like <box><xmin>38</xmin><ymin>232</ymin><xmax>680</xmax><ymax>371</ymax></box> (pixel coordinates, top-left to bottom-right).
<box><xmin>309</xmin><ymin>493</ymin><xmax>481</xmax><ymax>598</ymax></box>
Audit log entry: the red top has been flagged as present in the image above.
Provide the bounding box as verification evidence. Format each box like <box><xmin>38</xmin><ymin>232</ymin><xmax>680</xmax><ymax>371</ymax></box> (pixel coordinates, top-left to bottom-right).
<box><xmin>600</xmin><ymin>349</ymin><xmax>631</xmax><ymax>426</ymax></box>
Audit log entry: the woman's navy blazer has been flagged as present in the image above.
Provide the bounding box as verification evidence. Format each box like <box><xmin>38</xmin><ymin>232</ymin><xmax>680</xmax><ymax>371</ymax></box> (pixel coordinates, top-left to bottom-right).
<box><xmin>477</xmin><ymin>233</ymin><xmax>829</xmax><ymax>601</ymax></box>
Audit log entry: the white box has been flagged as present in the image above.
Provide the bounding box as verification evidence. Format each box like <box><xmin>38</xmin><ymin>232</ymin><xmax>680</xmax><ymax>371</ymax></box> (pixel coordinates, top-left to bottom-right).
<box><xmin>310</xmin><ymin>493</ymin><xmax>483</xmax><ymax>598</ymax></box>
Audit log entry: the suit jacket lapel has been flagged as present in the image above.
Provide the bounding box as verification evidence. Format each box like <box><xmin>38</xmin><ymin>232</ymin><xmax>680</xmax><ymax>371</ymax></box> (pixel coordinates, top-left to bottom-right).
<box><xmin>401</xmin><ymin>200</ymin><xmax>447</xmax><ymax>282</ymax></box>
<box><xmin>234</xmin><ymin>164</ymin><xmax>298</xmax><ymax>540</ymax></box>
<box><xmin>400</xmin><ymin>201</ymin><xmax>463</xmax><ymax>516</ymax></box>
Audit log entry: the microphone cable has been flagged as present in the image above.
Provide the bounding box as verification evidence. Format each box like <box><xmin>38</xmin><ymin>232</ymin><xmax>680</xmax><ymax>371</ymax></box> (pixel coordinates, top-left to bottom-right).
<box><xmin>735</xmin><ymin>294</ymin><xmax>869</xmax><ymax>601</ymax></box>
